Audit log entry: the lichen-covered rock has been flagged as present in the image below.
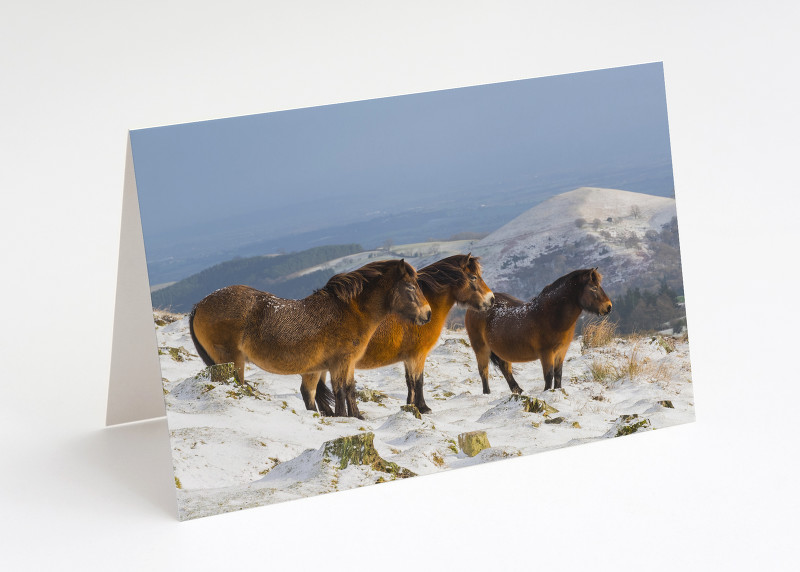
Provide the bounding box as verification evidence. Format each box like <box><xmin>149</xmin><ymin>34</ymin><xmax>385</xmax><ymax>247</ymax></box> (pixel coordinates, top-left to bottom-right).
<box><xmin>322</xmin><ymin>433</ymin><xmax>415</xmax><ymax>478</ymax></box>
<box><xmin>509</xmin><ymin>394</ymin><xmax>559</xmax><ymax>416</ymax></box>
<box><xmin>193</xmin><ymin>363</ymin><xmax>262</xmax><ymax>399</ymax></box>
<box><xmin>400</xmin><ymin>404</ymin><xmax>422</xmax><ymax>419</ymax></box>
<box><xmin>357</xmin><ymin>388</ymin><xmax>388</xmax><ymax>403</ymax></box>
<box><xmin>458</xmin><ymin>430</ymin><xmax>491</xmax><ymax>457</ymax></box>
<box><xmin>613</xmin><ymin>414</ymin><xmax>652</xmax><ymax>437</ymax></box>
<box><xmin>159</xmin><ymin>345</ymin><xmax>193</xmax><ymax>362</ymax></box>
<box><xmin>207</xmin><ymin>362</ymin><xmax>237</xmax><ymax>383</ymax></box>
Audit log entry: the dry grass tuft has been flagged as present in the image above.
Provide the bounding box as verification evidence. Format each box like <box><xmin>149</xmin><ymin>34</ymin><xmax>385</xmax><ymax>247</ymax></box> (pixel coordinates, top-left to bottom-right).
<box><xmin>154</xmin><ymin>310</ymin><xmax>183</xmax><ymax>327</ymax></box>
<box><xmin>617</xmin><ymin>341</ymin><xmax>647</xmax><ymax>380</ymax></box>
<box><xmin>588</xmin><ymin>339</ymin><xmax>668</xmax><ymax>385</ymax></box>
<box><xmin>588</xmin><ymin>359</ymin><xmax>616</xmax><ymax>384</ymax></box>
<box><xmin>581</xmin><ymin>316</ymin><xmax>617</xmax><ymax>351</ymax></box>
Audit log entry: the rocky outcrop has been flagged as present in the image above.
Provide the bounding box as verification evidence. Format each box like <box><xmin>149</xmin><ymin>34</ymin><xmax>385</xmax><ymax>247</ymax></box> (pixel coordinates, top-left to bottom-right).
<box><xmin>458</xmin><ymin>431</ymin><xmax>491</xmax><ymax>457</ymax></box>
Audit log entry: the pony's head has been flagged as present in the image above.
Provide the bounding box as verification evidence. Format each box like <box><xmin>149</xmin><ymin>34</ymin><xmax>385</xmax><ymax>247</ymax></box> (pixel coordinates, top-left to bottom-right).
<box><xmin>385</xmin><ymin>259</ymin><xmax>432</xmax><ymax>325</ymax></box>
<box><xmin>419</xmin><ymin>254</ymin><xmax>494</xmax><ymax>311</ymax></box>
<box><xmin>577</xmin><ymin>268</ymin><xmax>612</xmax><ymax>316</ymax></box>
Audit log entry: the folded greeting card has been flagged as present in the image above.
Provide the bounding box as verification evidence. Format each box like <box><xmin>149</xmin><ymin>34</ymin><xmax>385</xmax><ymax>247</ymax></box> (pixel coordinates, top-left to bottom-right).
<box><xmin>109</xmin><ymin>62</ymin><xmax>694</xmax><ymax>520</ymax></box>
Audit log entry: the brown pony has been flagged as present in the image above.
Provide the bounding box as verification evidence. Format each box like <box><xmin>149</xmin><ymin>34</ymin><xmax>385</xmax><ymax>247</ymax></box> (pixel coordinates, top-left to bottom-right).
<box><xmin>189</xmin><ymin>259</ymin><xmax>431</xmax><ymax>418</ymax></box>
<box><xmin>302</xmin><ymin>254</ymin><xmax>494</xmax><ymax>415</ymax></box>
<box><xmin>465</xmin><ymin>268</ymin><xmax>611</xmax><ymax>393</ymax></box>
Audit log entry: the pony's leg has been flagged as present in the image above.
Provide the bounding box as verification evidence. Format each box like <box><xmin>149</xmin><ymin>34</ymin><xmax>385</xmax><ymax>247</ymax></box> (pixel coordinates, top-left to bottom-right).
<box><xmin>466</xmin><ymin>316</ymin><xmax>491</xmax><ymax>394</ymax></box>
<box><xmin>403</xmin><ymin>365</ymin><xmax>416</xmax><ymax>405</ymax></box>
<box><xmin>553</xmin><ymin>357</ymin><xmax>564</xmax><ymax>390</ymax></box>
<box><xmin>540</xmin><ymin>352</ymin><xmax>555</xmax><ymax>391</ymax></box>
<box><xmin>345</xmin><ymin>377</ymin><xmax>364</xmax><ymax>420</ymax></box>
<box><xmin>493</xmin><ymin>356</ymin><xmax>523</xmax><ymax>395</ymax></box>
<box><xmin>314</xmin><ymin>372</ymin><xmax>335</xmax><ymax>417</ymax></box>
<box><xmin>469</xmin><ymin>340</ymin><xmax>492</xmax><ymax>394</ymax></box>
<box><xmin>476</xmin><ymin>347</ymin><xmax>491</xmax><ymax>394</ymax></box>
<box><xmin>406</xmin><ymin>360</ymin><xmax>431</xmax><ymax>414</ymax></box>
<box><xmin>329</xmin><ymin>369</ymin><xmax>348</xmax><ymax>417</ymax></box>
<box><xmin>333</xmin><ymin>364</ymin><xmax>362</xmax><ymax>419</ymax></box>
<box><xmin>413</xmin><ymin>372</ymin><xmax>431</xmax><ymax>414</ymax></box>
<box><xmin>214</xmin><ymin>347</ymin><xmax>247</xmax><ymax>385</ymax></box>
<box><xmin>300</xmin><ymin>372</ymin><xmax>320</xmax><ymax>411</ymax></box>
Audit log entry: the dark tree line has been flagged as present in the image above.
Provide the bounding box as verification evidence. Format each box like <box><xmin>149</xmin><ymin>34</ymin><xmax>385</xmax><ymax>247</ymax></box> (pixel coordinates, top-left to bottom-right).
<box><xmin>611</xmin><ymin>281</ymin><xmax>686</xmax><ymax>334</ymax></box>
<box><xmin>151</xmin><ymin>244</ymin><xmax>363</xmax><ymax>312</ymax></box>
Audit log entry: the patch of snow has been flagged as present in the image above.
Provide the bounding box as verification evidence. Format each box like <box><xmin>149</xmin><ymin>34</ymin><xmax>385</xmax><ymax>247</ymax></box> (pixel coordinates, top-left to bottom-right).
<box><xmin>156</xmin><ymin>313</ymin><xmax>694</xmax><ymax>520</ymax></box>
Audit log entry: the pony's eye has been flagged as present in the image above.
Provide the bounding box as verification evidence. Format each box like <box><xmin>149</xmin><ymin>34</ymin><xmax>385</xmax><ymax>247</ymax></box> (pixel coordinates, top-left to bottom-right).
<box><xmin>469</xmin><ymin>275</ymin><xmax>477</xmax><ymax>282</ymax></box>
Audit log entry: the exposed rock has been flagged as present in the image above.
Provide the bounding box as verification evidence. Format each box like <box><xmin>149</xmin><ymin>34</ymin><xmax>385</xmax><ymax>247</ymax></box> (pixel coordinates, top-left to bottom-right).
<box><xmin>458</xmin><ymin>430</ymin><xmax>491</xmax><ymax>457</ymax></box>
<box><xmin>544</xmin><ymin>416</ymin><xmax>565</xmax><ymax>425</ymax></box>
<box><xmin>159</xmin><ymin>345</ymin><xmax>193</xmax><ymax>362</ymax></box>
<box><xmin>510</xmin><ymin>394</ymin><xmax>559</xmax><ymax>416</ymax></box>
<box><xmin>614</xmin><ymin>414</ymin><xmax>652</xmax><ymax>437</ymax></box>
<box><xmin>193</xmin><ymin>363</ymin><xmax>262</xmax><ymax>399</ymax></box>
<box><xmin>357</xmin><ymin>388</ymin><xmax>388</xmax><ymax>403</ymax></box>
<box><xmin>400</xmin><ymin>404</ymin><xmax>422</xmax><ymax>419</ymax></box>
<box><xmin>208</xmin><ymin>362</ymin><xmax>237</xmax><ymax>383</ymax></box>
<box><xmin>322</xmin><ymin>433</ymin><xmax>415</xmax><ymax>478</ymax></box>
<box><xmin>658</xmin><ymin>400</ymin><xmax>674</xmax><ymax>408</ymax></box>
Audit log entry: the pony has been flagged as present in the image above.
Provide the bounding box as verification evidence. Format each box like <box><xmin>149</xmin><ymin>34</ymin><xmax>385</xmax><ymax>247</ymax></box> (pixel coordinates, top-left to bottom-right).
<box><xmin>465</xmin><ymin>268</ymin><xmax>611</xmax><ymax>393</ymax></box>
<box><xmin>189</xmin><ymin>259</ymin><xmax>431</xmax><ymax>418</ymax></box>
<box><xmin>302</xmin><ymin>254</ymin><xmax>494</xmax><ymax>415</ymax></box>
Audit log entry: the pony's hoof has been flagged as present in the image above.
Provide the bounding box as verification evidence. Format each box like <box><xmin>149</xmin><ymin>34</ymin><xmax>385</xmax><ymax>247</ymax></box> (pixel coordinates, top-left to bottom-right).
<box><xmin>511</xmin><ymin>386</ymin><xmax>523</xmax><ymax>395</ymax></box>
<box><xmin>417</xmin><ymin>405</ymin><xmax>432</xmax><ymax>414</ymax></box>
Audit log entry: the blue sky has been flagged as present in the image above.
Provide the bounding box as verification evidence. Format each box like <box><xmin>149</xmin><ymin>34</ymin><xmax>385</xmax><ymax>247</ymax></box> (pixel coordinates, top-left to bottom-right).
<box><xmin>131</xmin><ymin>62</ymin><xmax>673</xmax><ymax>279</ymax></box>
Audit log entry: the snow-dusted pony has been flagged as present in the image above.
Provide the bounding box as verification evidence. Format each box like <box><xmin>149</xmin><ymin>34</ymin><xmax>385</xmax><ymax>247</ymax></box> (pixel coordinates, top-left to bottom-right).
<box><xmin>189</xmin><ymin>259</ymin><xmax>431</xmax><ymax>419</ymax></box>
<box><xmin>304</xmin><ymin>254</ymin><xmax>495</xmax><ymax>415</ymax></box>
<box><xmin>465</xmin><ymin>268</ymin><xmax>612</xmax><ymax>393</ymax></box>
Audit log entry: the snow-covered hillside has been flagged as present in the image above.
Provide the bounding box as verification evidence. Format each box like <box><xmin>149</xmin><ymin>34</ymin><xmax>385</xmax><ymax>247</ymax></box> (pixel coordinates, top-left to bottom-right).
<box><xmin>285</xmin><ymin>239</ymin><xmax>477</xmax><ymax>280</ymax></box>
<box><xmin>472</xmin><ymin>187</ymin><xmax>680</xmax><ymax>297</ymax></box>
<box><xmin>155</xmin><ymin>312</ymin><xmax>694</xmax><ymax>521</ymax></box>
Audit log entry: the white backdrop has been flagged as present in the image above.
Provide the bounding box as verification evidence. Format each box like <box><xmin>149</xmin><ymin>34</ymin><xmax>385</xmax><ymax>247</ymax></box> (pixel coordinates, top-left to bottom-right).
<box><xmin>1</xmin><ymin>1</ymin><xmax>798</xmax><ymax>570</ymax></box>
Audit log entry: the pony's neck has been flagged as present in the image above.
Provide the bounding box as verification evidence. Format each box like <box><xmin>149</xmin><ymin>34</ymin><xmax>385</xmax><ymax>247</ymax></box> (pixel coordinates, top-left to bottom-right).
<box><xmin>421</xmin><ymin>285</ymin><xmax>455</xmax><ymax>329</ymax></box>
<box><xmin>352</xmin><ymin>279</ymin><xmax>394</xmax><ymax>327</ymax></box>
<box><xmin>529</xmin><ymin>283</ymin><xmax>583</xmax><ymax>333</ymax></box>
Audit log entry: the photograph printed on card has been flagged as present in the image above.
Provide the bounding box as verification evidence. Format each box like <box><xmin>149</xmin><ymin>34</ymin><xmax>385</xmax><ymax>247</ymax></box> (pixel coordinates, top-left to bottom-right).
<box><xmin>131</xmin><ymin>62</ymin><xmax>694</xmax><ymax>520</ymax></box>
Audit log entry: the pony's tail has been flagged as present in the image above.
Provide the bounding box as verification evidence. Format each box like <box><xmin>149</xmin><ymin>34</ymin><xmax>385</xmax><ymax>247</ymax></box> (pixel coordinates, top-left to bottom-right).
<box><xmin>489</xmin><ymin>351</ymin><xmax>505</xmax><ymax>371</ymax></box>
<box><xmin>189</xmin><ymin>307</ymin><xmax>215</xmax><ymax>367</ymax></box>
<box><xmin>315</xmin><ymin>374</ymin><xmax>335</xmax><ymax>412</ymax></box>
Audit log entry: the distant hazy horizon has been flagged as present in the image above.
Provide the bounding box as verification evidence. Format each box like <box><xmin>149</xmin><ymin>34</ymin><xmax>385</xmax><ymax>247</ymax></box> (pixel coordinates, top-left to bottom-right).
<box><xmin>131</xmin><ymin>63</ymin><xmax>674</xmax><ymax>284</ymax></box>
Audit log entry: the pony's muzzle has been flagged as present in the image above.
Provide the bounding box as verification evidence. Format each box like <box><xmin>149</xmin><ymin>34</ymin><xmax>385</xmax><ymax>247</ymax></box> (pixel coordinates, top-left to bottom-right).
<box><xmin>602</xmin><ymin>303</ymin><xmax>612</xmax><ymax>315</ymax></box>
<box><xmin>416</xmin><ymin>308</ymin><xmax>432</xmax><ymax>325</ymax></box>
<box><xmin>481</xmin><ymin>293</ymin><xmax>496</xmax><ymax>310</ymax></box>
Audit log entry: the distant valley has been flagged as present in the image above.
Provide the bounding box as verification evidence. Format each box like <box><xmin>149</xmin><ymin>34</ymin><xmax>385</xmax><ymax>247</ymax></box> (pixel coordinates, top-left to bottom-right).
<box><xmin>152</xmin><ymin>187</ymin><xmax>686</xmax><ymax>333</ymax></box>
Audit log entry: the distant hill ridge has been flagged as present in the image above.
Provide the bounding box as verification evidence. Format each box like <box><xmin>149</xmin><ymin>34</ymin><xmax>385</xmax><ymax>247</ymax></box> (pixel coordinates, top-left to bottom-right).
<box><xmin>151</xmin><ymin>244</ymin><xmax>363</xmax><ymax>312</ymax></box>
<box><xmin>472</xmin><ymin>187</ymin><xmax>685</xmax><ymax>332</ymax></box>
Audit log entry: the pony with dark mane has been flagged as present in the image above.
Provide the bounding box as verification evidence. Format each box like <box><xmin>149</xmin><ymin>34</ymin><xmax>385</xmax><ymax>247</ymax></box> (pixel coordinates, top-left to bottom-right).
<box><xmin>303</xmin><ymin>254</ymin><xmax>494</xmax><ymax>415</ymax></box>
<box><xmin>189</xmin><ymin>259</ymin><xmax>431</xmax><ymax>418</ymax></box>
<box><xmin>465</xmin><ymin>268</ymin><xmax>611</xmax><ymax>393</ymax></box>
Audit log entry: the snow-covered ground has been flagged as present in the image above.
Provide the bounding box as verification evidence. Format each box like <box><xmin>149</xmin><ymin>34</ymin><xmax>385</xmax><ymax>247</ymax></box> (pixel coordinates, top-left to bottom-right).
<box><xmin>156</xmin><ymin>313</ymin><xmax>694</xmax><ymax>520</ymax></box>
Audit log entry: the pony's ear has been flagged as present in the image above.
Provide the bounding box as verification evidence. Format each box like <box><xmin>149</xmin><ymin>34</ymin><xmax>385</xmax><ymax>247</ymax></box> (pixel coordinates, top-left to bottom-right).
<box><xmin>398</xmin><ymin>258</ymin><xmax>408</xmax><ymax>275</ymax></box>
